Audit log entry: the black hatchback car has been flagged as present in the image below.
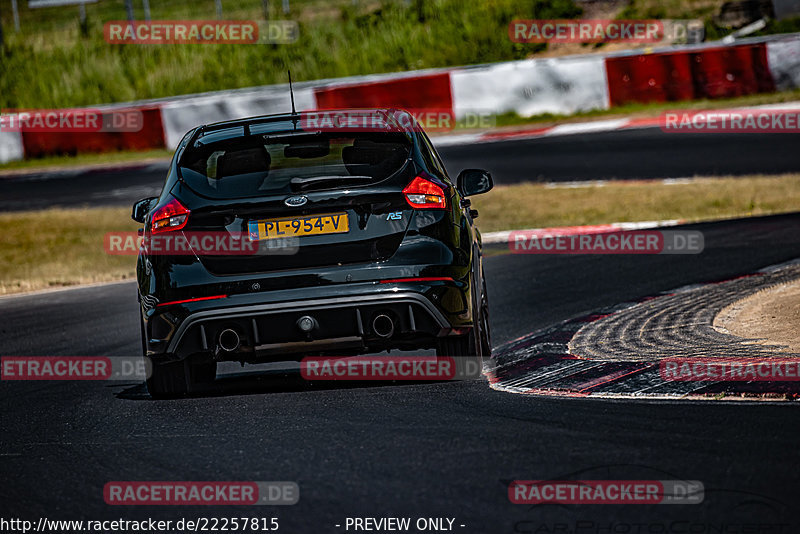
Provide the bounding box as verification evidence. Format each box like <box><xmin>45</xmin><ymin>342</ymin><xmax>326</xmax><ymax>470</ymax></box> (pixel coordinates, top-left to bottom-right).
<box><xmin>132</xmin><ymin>108</ymin><xmax>493</xmax><ymax>397</ymax></box>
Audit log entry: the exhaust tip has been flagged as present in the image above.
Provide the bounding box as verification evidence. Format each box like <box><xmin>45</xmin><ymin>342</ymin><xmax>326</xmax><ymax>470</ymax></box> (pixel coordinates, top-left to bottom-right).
<box><xmin>218</xmin><ymin>328</ymin><xmax>241</xmax><ymax>352</ymax></box>
<box><xmin>296</xmin><ymin>315</ymin><xmax>318</xmax><ymax>333</ymax></box>
<box><xmin>372</xmin><ymin>314</ymin><xmax>395</xmax><ymax>339</ymax></box>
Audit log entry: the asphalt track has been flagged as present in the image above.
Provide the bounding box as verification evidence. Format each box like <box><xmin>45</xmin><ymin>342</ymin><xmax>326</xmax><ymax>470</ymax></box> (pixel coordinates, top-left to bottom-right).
<box><xmin>1</xmin><ymin>128</ymin><xmax>799</xmax><ymax>211</ymax></box>
<box><xmin>2</xmin><ymin>211</ymin><xmax>800</xmax><ymax>530</ymax></box>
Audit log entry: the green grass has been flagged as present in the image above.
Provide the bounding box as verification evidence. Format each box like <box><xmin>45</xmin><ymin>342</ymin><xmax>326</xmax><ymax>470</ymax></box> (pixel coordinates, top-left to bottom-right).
<box><xmin>0</xmin><ymin>0</ymin><xmax>582</xmax><ymax>108</ymax></box>
<box><xmin>1</xmin><ymin>0</ymin><xmax>795</xmax><ymax>116</ymax></box>
<box><xmin>618</xmin><ymin>0</ymin><xmax>722</xmax><ymax>21</ymax></box>
<box><xmin>619</xmin><ymin>0</ymin><xmax>800</xmax><ymax>40</ymax></box>
<box><xmin>2</xmin><ymin>0</ymin><xmax>797</xmax><ymax>110</ymax></box>
<box><xmin>3</xmin><ymin>173</ymin><xmax>800</xmax><ymax>295</ymax></box>
<box><xmin>471</xmin><ymin>174</ymin><xmax>800</xmax><ymax>232</ymax></box>
<box><xmin>0</xmin><ymin>207</ymin><xmax>139</xmax><ymax>295</ymax></box>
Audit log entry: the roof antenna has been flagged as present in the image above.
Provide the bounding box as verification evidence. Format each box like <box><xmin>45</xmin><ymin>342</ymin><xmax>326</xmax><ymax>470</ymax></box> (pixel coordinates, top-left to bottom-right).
<box><xmin>288</xmin><ymin>69</ymin><xmax>297</xmax><ymax>116</ymax></box>
<box><xmin>288</xmin><ymin>69</ymin><xmax>299</xmax><ymax>130</ymax></box>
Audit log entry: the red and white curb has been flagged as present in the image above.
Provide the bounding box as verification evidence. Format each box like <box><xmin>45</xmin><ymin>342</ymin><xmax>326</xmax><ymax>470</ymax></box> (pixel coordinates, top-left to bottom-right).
<box><xmin>481</xmin><ymin>219</ymin><xmax>683</xmax><ymax>246</ymax></box>
<box><xmin>487</xmin><ymin>258</ymin><xmax>800</xmax><ymax>401</ymax></box>
<box><xmin>433</xmin><ymin>101</ymin><xmax>800</xmax><ymax>147</ymax></box>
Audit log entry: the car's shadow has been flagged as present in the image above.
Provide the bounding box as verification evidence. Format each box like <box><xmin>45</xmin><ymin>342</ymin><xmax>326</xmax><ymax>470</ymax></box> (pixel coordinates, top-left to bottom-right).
<box><xmin>113</xmin><ymin>364</ymin><xmax>469</xmax><ymax>401</ymax></box>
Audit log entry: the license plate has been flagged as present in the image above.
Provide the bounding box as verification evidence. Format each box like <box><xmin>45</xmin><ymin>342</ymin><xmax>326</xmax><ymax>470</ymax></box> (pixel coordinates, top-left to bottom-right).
<box><xmin>248</xmin><ymin>212</ymin><xmax>349</xmax><ymax>241</ymax></box>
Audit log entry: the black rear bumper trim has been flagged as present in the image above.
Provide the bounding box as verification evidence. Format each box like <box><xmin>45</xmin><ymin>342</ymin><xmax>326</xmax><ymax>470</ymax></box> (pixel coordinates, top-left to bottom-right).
<box><xmin>165</xmin><ymin>292</ymin><xmax>450</xmax><ymax>354</ymax></box>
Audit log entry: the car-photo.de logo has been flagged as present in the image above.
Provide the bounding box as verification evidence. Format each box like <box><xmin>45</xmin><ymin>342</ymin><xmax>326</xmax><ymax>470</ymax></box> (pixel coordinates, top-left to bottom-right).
<box><xmin>104</xmin><ymin>20</ymin><xmax>298</xmax><ymax>44</ymax></box>
<box><xmin>509</xmin><ymin>480</ymin><xmax>704</xmax><ymax>505</ymax></box>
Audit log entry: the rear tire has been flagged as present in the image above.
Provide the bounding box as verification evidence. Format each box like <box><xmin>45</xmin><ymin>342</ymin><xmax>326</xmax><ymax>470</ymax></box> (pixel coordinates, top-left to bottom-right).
<box><xmin>436</xmin><ymin>333</ymin><xmax>474</xmax><ymax>357</ymax></box>
<box><xmin>436</xmin><ymin>271</ymin><xmax>486</xmax><ymax>356</ymax></box>
<box><xmin>146</xmin><ymin>360</ymin><xmax>188</xmax><ymax>399</ymax></box>
<box><xmin>479</xmin><ymin>275</ymin><xmax>491</xmax><ymax>357</ymax></box>
<box><xmin>436</xmin><ymin>272</ymin><xmax>490</xmax><ymax>373</ymax></box>
<box><xmin>435</xmin><ymin>333</ymin><xmax>481</xmax><ymax>381</ymax></box>
<box><xmin>146</xmin><ymin>356</ymin><xmax>217</xmax><ymax>399</ymax></box>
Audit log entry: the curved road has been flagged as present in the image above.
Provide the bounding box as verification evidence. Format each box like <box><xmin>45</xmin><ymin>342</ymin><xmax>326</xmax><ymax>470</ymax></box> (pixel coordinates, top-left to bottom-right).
<box><xmin>2</xmin><ymin>212</ymin><xmax>800</xmax><ymax>530</ymax></box>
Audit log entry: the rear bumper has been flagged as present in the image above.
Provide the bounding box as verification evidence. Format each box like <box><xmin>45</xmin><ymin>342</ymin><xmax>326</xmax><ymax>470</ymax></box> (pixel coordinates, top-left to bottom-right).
<box><xmin>144</xmin><ymin>282</ymin><xmax>473</xmax><ymax>362</ymax></box>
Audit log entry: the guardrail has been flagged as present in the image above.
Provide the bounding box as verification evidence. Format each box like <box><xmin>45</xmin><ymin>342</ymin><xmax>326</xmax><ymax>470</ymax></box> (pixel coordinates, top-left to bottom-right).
<box><xmin>1</xmin><ymin>32</ymin><xmax>799</xmax><ymax>164</ymax></box>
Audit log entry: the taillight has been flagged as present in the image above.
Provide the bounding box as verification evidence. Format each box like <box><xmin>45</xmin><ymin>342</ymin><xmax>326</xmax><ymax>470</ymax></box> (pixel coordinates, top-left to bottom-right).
<box><xmin>402</xmin><ymin>175</ymin><xmax>448</xmax><ymax>209</ymax></box>
<box><xmin>156</xmin><ymin>294</ymin><xmax>227</xmax><ymax>308</ymax></box>
<box><xmin>379</xmin><ymin>277</ymin><xmax>454</xmax><ymax>284</ymax></box>
<box><xmin>150</xmin><ymin>197</ymin><xmax>190</xmax><ymax>234</ymax></box>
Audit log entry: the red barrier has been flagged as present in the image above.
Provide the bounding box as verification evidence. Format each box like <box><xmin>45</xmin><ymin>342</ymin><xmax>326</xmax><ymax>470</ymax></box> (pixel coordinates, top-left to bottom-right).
<box><xmin>313</xmin><ymin>73</ymin><xmax>453</xmax><ymax>114</ymax></box>
<box><xmin>690</xmin><ymin>44</ymin><xmax>775</xmax><ymax>98</ymax></box>
<box><xmin>21</xmin><ymin>106</ymin><xmax>165</xmax><ymax>158</ymax></box>
<box><xmin>606</xmin><ymin>43</ymin><xmax>775</xmax><ymax>106</ymax></box>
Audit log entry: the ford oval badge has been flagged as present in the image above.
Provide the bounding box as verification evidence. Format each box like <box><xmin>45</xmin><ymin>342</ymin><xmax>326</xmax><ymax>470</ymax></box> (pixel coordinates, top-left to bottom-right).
<box><xmin>284</xmin><ymin>196</ymin><xmax>308</xmax><ymax>207</ymax></box>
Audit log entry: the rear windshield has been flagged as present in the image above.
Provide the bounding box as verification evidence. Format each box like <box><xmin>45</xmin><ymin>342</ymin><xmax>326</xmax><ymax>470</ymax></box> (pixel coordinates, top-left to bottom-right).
<box><xmin>178</xmin><ymin>131</ymin><xmax>412</xmax><ymax>199</ymax></box>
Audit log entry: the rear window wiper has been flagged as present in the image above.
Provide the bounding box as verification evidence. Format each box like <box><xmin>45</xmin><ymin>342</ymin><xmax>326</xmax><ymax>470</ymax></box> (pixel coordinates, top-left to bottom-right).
<box><xmin>290</xmin><ymin>175</ymin><xmax>373</xmax><ymax>191</ymax></box>
<box><xmin>263</xmin><ymin>130</ymin><xmax>323</xmax><ymax>142</ymax></box>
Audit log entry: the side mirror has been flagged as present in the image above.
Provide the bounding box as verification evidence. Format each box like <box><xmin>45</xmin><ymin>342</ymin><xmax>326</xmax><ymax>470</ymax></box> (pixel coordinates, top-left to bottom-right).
<box><xmin>456</xmin><ymin>169</ymin><xmax>493</xmax><ymax>197</ymax></box>
<box><xmin>132</xmin><ymin>197</ymin><xmax>157</xmax><ymax>224</ymax></box>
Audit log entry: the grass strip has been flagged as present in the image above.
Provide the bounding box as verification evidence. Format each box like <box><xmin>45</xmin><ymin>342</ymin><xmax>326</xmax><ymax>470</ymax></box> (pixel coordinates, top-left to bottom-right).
<box><xmin>2</xmin><ymin>173</ymin><xmax>799</xmax><ymax>295</ymax></box>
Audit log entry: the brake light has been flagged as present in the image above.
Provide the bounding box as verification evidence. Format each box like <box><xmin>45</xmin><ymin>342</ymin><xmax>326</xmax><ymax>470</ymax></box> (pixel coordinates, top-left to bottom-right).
<box><xmin>402</xmin><ymin>175</ymin><xmax>448</xmax><ymax>209</ymax></box>
<box><xmin>379</xmin><ymin>277</ymin><xmax>454</xmax><ymax>284</ymax></box>
<box><xmin>150</xmin><ymin>197</ymin><xmax>190</xmax><ymax>234</ymax></box>
<box><xmin>156</xmin><ymin>294</ymin><xmax>228</xmax><ymax>308</ymax></box>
